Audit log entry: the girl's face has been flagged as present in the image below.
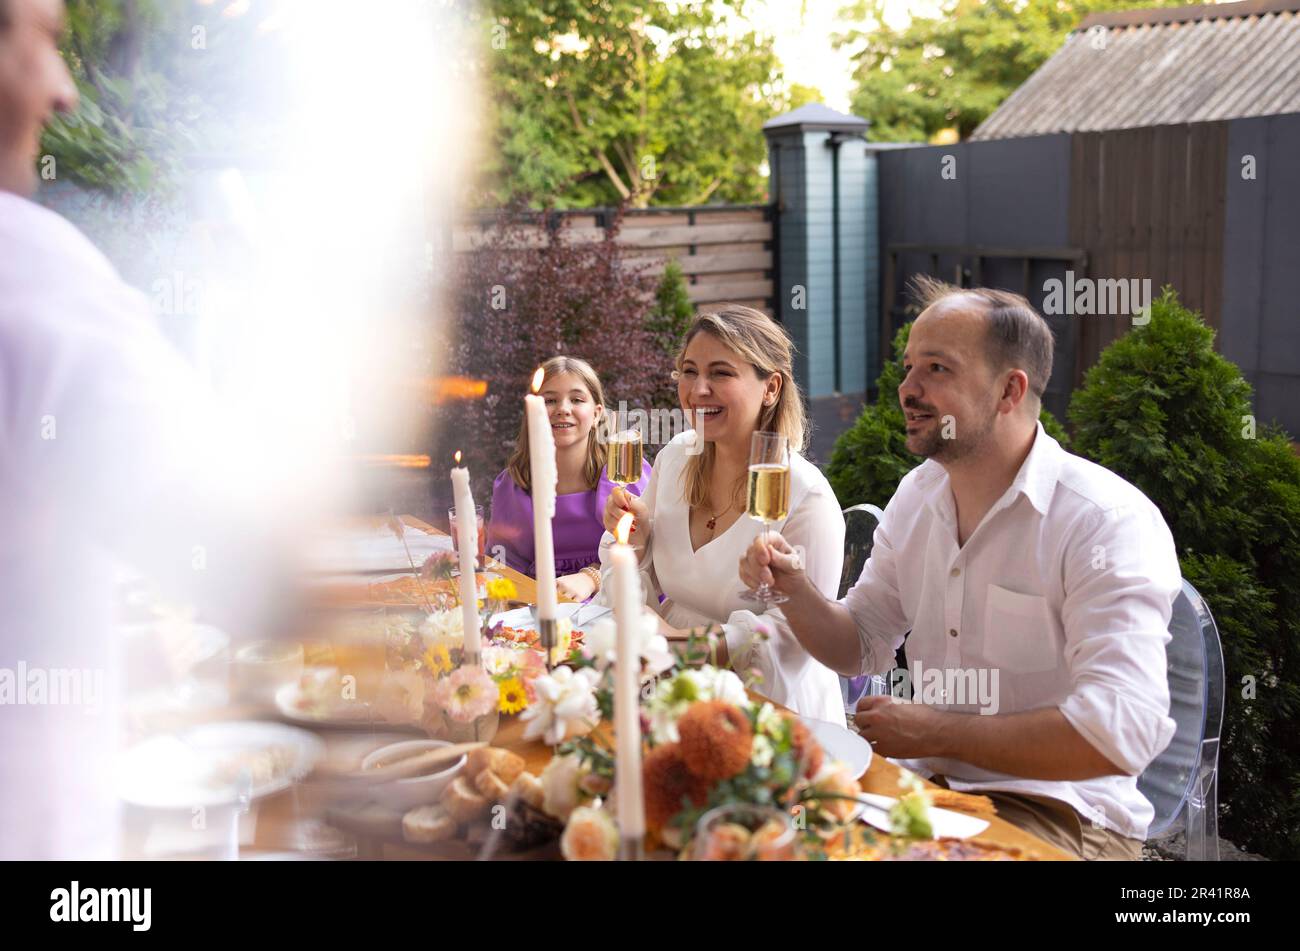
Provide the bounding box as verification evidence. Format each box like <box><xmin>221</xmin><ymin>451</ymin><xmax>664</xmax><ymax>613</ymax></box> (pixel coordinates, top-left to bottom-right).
<box><xmin>540</xmin><ymin>371</ymin><xmax>602</xmax><ymax>451</ymax></box>
<box><xmin>677</xmin><ymin>332</ymin><xmax>780</xmax><ymax>447</ymax></box>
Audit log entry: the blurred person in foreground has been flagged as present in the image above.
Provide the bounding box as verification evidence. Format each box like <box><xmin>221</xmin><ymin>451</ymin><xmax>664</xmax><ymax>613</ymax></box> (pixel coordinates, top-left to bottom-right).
<box><xmin>0</xmin><ymin>0</ymin><xmax>288</xmax><ymax>858</ymax></box>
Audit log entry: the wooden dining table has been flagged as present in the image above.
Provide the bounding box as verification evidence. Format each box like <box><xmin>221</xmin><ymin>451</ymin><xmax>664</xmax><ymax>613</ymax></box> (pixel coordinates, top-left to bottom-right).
<box><xmin>122</xmin><ymin>514</ymin><xmax>1072</xmax><ymax>861</ymax></box>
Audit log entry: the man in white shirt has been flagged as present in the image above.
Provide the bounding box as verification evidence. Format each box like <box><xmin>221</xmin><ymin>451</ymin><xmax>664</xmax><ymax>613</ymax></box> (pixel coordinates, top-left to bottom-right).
<box><xmin>740</xmin><ymin>278</ymin><xmax>1180</xmax><ymax>859</ymax></box>
<box><xmin>1</xmin><ymin>0</ymin><xmax>285</xmax><ymax>858</ymax></box>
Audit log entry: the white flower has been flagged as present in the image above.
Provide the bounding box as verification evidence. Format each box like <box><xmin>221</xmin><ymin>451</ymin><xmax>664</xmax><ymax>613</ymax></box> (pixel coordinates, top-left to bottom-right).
<box><xmin>419</xmin><ymin>609</ymin><xmax>464</xmax><ymax>650</ymax></box>
<box><xmin>586</xmin><ymin>614</ymin><xmax>674</xmax><ymax>675</ymax></box>
<box><xmin>646</xmin><ymin>699</ymin><xmax>686</xmax><ymax>745</ymax></box>
<box><xmin>751</xmin><ymin>733</ymin><xmax>775</xmax><ymax>769</ymax></box>
<box><xmin>481</xmin><ymin>645</ymin><xmax>517</xmax><ymax>677</ymax></box>
<box><xmin>641</xmin><ymin>664</ymin><xmax>749</xmax><ymax>744</ymax></box>
<box><xmin>519</xmin><ymin>666</ymin><xmax>601</xmax><ymax>745</ymax></box>
<box><xmin>374</xmin><ymin>669</ymin><xmax>424</xmax><ymax>725</ymax></box>
<box><xmin>540</xmin><ymin>752</ymin><xmax>587</xmax><ymax>822</ymax></box>
<box><xmin>755</xmin><ymin>702</ymin><xmax>783</xmax><ymax>737</ymax></box>
<box><xmin>709</xmin><ymin>668</ymin><xmax>748</xmax><ymax>706</ymax></box>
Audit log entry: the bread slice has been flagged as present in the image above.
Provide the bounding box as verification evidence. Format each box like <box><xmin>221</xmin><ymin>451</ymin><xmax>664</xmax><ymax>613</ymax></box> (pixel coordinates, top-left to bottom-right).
<box><xmin>474</xmin><ymin>769</ymin><xmax>511</xmax><ymax>803</ymax></box>
<box><xmin>466</xmin><ymin>747</ymin><xmax>527</xmax><ymax>785</ymax></box>
<box><xmin>509</xmin><ymin>771</ymin><xmax>545</xmax><ymax>811</ymax></box>
<box><xmin>402</xmin><ymin>805</ymin><xmax>457</xmax><ymax>844</ymax></box>
<box><xmin>440</xmin><ymin>775</ymin><xmax>491</xmax><ymax>825</ymax></box>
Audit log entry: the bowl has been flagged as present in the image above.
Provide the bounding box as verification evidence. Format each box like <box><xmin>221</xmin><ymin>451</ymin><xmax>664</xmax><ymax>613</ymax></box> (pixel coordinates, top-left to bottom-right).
<box><xmin>360</xmin><ymin>739</ymin><xmax>467</xmax><ymax>811</ymax></box>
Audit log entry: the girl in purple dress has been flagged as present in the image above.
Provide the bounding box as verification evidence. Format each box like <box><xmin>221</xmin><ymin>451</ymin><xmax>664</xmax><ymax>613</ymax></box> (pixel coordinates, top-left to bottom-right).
<box><xmin>487</xmin><ymin>356</ymin><xmax>650</xmax><ymax>602</ymax></box>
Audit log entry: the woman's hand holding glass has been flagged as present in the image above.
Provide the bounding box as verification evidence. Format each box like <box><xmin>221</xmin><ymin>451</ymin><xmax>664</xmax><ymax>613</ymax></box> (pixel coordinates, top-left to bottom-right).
<box><xmin>603</xmin><ymin>486</ymin><xmax>650</xmax><ymax>553</ymax></box>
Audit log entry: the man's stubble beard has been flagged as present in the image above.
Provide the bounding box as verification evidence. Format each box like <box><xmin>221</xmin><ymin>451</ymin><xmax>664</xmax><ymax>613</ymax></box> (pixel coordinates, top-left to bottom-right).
<box><xmin>908</xmin><ymin>402</ymin><xmax>998</xmax><ymax>464</ymax></box>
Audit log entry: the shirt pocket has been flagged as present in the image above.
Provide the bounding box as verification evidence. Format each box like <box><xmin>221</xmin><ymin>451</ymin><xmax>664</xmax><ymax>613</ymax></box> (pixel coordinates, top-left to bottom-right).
<box><xmin>982</xmin><ymin>584</ymin><xmax>1060</xmax><ymax>674</ymax></box>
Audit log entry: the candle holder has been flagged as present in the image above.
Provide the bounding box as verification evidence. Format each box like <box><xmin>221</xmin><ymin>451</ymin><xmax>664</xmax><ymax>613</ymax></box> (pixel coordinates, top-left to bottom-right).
<box><xmin>534</xmin><ymin>614</ymin><xmax>559</xmax><ymax>673</ymax></box>
<box><xmin>618</xmin><ymin>834</ymin><xmax>645</xmax><ymax>862</ymax></box>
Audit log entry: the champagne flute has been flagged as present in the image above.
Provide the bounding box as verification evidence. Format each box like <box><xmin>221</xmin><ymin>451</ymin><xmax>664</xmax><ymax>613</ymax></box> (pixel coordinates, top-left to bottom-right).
<box><xmin>607</xmin><ymin>428</ymin><xmax>644</xmax><ymax>486</ymax></box>
<box><xmin>738</xmin><ymin>431</ymin><xmax>791</xmax><ymax>605</ymax></box>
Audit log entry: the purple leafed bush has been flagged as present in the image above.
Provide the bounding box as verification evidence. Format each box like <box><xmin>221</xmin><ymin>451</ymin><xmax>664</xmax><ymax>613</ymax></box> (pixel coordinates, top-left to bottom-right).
<box><xmin>437</xmin><ymin>208</ymin><xmax>674</xmax><ymax>502</ymax></box>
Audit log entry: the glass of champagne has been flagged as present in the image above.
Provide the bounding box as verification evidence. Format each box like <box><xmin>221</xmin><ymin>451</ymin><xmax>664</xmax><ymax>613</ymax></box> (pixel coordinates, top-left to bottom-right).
<box><xmin>738</xmin><ymin>430</ymin><xmax>791</xmax><ymax>605</ymax></box>
<box><xmin>607</xmin><ymin>428</ymin><xmax>644</xmax><ymax>487</ymax></box>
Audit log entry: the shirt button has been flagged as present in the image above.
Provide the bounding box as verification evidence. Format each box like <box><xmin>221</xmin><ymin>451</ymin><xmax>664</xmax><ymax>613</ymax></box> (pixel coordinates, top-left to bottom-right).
<box><xmin>949</xmin><ymin>628</ymin><xmax>958</xmax><ymax>638</ymax></box>
<box><xmin>950</xmin><ymin>567</ymin><xmax>961</xmax><ymax>577</ymax></box>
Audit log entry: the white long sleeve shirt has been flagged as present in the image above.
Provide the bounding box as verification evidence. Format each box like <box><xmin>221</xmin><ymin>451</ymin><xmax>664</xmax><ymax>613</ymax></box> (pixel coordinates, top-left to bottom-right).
<box><xmin>0</xmin><ymin>192</ymin><xmax>256</xmax><ymax>858</ymax></box>
<box><xmin>599</xmin><ymin>430</ymin><xmax>845</xmax><ymax>723</ymax></box>
<box><xmin>843</xmin><ymin>422</ymin><xmax>1180</xmax><ymax>838</ymax></box>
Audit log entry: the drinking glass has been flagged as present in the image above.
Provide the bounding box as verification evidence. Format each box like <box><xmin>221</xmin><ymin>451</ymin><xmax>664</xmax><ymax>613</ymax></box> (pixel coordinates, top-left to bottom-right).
<box><xmin>738</xmin><ymin>431</ymin><xmax>791</xmax><ymax>605</ymax></box>
<box><xmin>607</xmin><ymin>429</ymin><xmax>644</xmax><ymax>486</ymax></box>
<box><xmin>448</xmin><ymin>503</ymin><xmax>485</xmax><ymax>571</ymax></box>
<box><xmin>690</xmin><ymin>804</ymin><xmax>802</xmax><ymax>861</ymax></box>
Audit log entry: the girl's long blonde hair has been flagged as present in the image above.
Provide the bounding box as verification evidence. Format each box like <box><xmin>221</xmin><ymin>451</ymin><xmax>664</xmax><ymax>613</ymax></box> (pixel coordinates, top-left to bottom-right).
<box><xmin>506</xmin><ymin>356</ymin><xmax>608</xmax><ymax>493</ymax></box>
<box><xmin>676</xmin><ymin>306</ymin><xmax>808</xmax><ymax>510</ymax></box>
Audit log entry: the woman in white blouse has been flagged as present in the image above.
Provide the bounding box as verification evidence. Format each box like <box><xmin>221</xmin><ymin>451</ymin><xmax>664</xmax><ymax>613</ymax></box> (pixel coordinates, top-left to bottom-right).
<box><xmin>597</xmin><ymin>306</ymin><xmax>845</xmax><ymax>722</ymax></box>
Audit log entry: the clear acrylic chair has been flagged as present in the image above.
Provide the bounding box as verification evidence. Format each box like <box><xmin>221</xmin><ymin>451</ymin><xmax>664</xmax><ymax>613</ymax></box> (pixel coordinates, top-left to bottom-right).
<box><xmin>1137</xmin><ymin>579</ymin><xmax>1226</xmax><ymax>861</ymax></box>
<box><xmin>839</xmin><ymin>504</ymin><xmax>889</xmax><ymax>720</ymax></box>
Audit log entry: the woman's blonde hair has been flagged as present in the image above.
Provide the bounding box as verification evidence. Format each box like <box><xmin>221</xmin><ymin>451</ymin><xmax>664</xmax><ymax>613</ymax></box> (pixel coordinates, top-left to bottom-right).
<box><xmin>506</xmin><ymin>356</ymin><xmax>608</xmax><ymax>493</ymax></box>
<box><xmin>675</xmin><ymin>305</ymin><xmax>808</xmax><ymax>510</ymax></box>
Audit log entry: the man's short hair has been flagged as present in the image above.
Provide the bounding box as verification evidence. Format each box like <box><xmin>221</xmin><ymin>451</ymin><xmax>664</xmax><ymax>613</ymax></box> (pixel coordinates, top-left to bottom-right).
<box><xmin>909</xmin><ymin>274</ymin><xmax>1055</xmax><ymax>402</ymax></box>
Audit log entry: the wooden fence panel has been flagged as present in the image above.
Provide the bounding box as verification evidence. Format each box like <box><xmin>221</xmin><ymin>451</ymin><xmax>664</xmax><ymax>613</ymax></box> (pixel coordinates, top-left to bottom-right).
<box><xmin>1067</xmin><ymin>121</ymin><xmax>1228</xmax><ymax>384</ymax></box>
<box><xmin>452</xmin><ymin>205</ymin><xmax>775</xmax><ymax>311</ymax></box>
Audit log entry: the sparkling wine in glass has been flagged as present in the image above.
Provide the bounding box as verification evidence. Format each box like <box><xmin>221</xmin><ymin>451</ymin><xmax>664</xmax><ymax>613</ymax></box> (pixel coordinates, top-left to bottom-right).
<box><xmin>739</xmin><ymin>431</ymin><xmax>791</xmax><ymax>605</ymax></box>
<box><xmin>607</xmin><ymin>429</ymin><xmax>644</xmax><ymax>486</ymax></box>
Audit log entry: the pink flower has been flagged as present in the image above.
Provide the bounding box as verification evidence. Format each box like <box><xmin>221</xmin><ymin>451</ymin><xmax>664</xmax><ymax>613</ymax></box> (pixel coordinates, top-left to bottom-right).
<box><xmin>420</xmin><ymin>551</ymin><xmax>458</xmax><ymax>581</ymax></box>
<box><xmin>431</xmin><ymin>665</ymin><xmax>497</xmax><ymax>723</ymax></box>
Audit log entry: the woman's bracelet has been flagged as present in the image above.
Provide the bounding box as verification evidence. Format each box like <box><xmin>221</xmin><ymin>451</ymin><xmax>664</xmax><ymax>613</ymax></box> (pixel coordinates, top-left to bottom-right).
<box><xmin>580</xmin><ymin>564</ymin><xmax>602</xmax><ymax>592</ymax></box>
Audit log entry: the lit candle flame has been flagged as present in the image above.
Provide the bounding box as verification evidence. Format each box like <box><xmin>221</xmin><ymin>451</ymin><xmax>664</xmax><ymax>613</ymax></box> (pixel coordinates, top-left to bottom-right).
<box><xmin>615</xmin><ymin>511</ymin><xmax>634</xmax><ymax>545</ymax></box>
<box><xmin>454</xmin><ymin>450</ymin><xmax>462</xmax><ymax>466</ymax></box>
<box><xmin>530</xmin><ymin>366</ymin><xmax>545</xmax><ymax>393</ymax></box>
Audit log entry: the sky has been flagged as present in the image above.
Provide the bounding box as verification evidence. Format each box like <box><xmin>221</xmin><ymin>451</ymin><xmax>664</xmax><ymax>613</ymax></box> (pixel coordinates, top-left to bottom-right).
<box><xmin>736</xmin><ymin>0</ymin><xmax>943</xmax><ymax>113</ymax></box>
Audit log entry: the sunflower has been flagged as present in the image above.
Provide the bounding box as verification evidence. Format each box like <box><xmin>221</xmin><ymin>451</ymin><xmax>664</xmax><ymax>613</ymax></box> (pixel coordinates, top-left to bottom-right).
<box><xmin>497</xmin><ymin>676</ymin><xmax>529</xmax><ymax>715</ymax></box>
<box><xmin>423</xmin><ymin>643</ymin><xmax>454</xmax><ymax>676</ymax></box>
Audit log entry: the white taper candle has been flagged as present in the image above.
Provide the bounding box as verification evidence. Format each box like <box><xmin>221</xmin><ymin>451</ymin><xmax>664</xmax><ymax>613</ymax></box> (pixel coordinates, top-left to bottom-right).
<box><xmin>611</xmin><ymin>512</ymin><xmax>646</xmax><ymax>843</ymax></box>
<box><xmin>525</xmin><ymin>371</ymin><xmax>559</xmax><ymax>622</ymax></box>
<box><xmin>450</xmin><ymin>456</ymin><xmax>480</xmax><ymax>660</ymax></box>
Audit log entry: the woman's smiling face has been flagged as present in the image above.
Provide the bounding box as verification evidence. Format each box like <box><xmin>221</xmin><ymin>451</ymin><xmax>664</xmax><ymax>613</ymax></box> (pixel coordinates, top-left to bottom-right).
<box><xmin>540</xmin><ymin>371</ymin><xmax>601</xmax><ymax>450</ymax></box>
<box><xmin>677</xmin><ymin>331</ymin><xmax>777</xmax><ymax>447</ymax></box>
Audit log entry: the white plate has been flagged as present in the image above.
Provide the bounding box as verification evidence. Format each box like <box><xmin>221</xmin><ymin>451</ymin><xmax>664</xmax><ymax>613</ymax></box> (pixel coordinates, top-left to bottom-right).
<box><xmin>116</xmin><ymin>721</ymin><xmax>324</xmax><ymax>810</ymax></box>
<box><xmin>800</xmin><ymin>715</ymin><xmax>873</xmax><ymax>779</ymax></box>
<box><xmin>489</xmin><ymin>601</ymin><xmax>612</xmax><ymax>631</ymax></box>
<box><xmin>306</xmin><ymin>529</ymin><xmax>455</xmax><ymax>574</ymax></box>
<box><xmin>853</xmin><ymin>792</ymin><xmax>991</xmax><ymax>840</ymax></box>
<box><xmin>273</xmin><ymin>681</ymin><xmax>422</xmax><ymax>732</ymax></box>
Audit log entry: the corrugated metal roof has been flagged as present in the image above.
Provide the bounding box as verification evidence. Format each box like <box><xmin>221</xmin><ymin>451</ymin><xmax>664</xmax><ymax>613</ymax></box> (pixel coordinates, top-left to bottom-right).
<box><xmin>971</xmin><ymin>2</ymin><xmax>1300</xmax><ymax>140</ymax></box>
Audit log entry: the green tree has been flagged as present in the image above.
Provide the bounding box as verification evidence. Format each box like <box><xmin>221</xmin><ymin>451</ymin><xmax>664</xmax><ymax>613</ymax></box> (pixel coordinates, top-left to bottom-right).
<box><xmin>44</xmin><ymin>0</ymin><xmax>271</xmax><ymax>195</ymax></box>
<box><xmin>827</xmin><ymin>321</ymin><xmax>1068</xmax><ymax>507</ymax></box>
<box><xmin>835</xmin><ymin>0</ymin><xmax>1184</xmax><ymax>142</ymax></box>
<box><xmin>1069</xmin><ymin>288</ymin><xmax>1300</xmax><ymax>859</ymax></box>
<box><xmin>478</xmin><ymin>1</ymin><xmax>810</xmax><ymax>208</ymax></box>
<box><xmin>644</xmin><ymin>257</ymin><xmax>695</xmax><ymax>407</ymax></box>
